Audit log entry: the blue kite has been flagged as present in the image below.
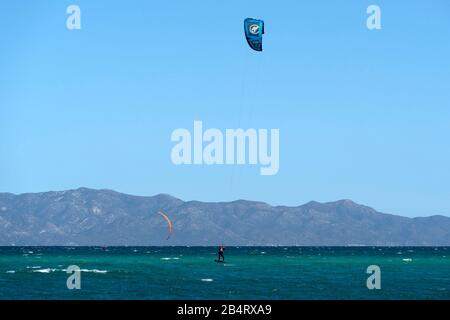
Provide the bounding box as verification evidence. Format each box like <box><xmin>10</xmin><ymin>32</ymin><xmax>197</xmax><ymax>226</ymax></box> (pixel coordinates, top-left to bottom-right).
<box><xmin>244</xmin><ymin>18</ymin><xmax>264</xmax><ymax>51</ymax></box>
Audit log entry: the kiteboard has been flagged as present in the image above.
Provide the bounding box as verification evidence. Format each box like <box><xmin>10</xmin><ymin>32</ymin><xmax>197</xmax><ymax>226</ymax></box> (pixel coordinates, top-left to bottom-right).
<box><xmin>214</xmin><ymin>259</ymin><xmax>225</xmax><ymax>264</ymax></box>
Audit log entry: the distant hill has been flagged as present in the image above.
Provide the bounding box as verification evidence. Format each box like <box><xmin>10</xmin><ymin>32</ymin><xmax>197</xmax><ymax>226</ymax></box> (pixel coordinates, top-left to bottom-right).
<box><xmin>0</xmin><ymin>188</ymin><xmax>449</xmax><ymax>246</ymax></box>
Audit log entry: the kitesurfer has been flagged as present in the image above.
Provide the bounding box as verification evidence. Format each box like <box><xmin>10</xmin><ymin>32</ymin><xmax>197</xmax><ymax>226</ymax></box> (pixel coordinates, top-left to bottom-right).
<box><xmin>218</xmin><ymin>244</ymin><xmax>225</xmax><ymax>262</ymax></box>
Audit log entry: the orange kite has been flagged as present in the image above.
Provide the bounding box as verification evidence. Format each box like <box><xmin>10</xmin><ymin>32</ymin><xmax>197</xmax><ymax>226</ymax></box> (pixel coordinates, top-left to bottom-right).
<box><xmin>158</xmin><ymin>211</ymin><xmax>173</xmax><ymax>240</ymax></box>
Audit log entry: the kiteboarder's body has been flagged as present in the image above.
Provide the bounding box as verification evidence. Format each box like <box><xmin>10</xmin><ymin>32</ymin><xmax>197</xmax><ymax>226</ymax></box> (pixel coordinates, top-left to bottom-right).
<box><xmin>217</xmin><ymin>245</ymin><xmax>225</xmax><ymax>262</ymax></box>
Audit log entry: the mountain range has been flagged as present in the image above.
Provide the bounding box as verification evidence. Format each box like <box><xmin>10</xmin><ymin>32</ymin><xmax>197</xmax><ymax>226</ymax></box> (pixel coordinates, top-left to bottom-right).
<box><xmin>0</xmin><ymin>188</ymin><xmax>449</xmax><ymax>246</ymax></box>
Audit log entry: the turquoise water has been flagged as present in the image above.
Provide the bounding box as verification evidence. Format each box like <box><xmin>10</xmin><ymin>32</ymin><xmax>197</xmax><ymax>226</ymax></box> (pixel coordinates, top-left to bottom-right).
<box><xmin>0</xmin><ymin>247</ymin><xmax>449</xmax><ymax>300</ymax></box>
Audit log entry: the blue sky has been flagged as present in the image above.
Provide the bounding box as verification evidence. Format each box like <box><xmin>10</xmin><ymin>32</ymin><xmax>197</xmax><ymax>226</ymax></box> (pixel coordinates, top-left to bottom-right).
<box><xmin>0</xmin><ymin>1</ymin><xmax>449</xmax><ymax>217</ymax></box>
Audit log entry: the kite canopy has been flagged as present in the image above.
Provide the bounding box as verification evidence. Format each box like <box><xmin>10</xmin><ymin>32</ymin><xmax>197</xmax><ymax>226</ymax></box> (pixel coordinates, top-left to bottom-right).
<box><xmin>158</xmin><ymin>211</ymin><xmax>173</xmax><ymax>240</ymax></box>
<box><xmin>244</xmin><ymin>18</ymin><xmax>264</xmax><ymax>51</ymax></box>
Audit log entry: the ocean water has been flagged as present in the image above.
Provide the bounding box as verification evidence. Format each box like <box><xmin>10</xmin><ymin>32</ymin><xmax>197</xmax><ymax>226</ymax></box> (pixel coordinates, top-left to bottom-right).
<box><xmin>0</xmin><ymin>247</ymin><xmax>449</xmax><ymax>300</ymax></box>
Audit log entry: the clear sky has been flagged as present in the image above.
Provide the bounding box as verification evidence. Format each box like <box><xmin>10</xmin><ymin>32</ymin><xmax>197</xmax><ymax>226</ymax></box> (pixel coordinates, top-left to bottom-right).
<box><xmin>1</xmin><ymin>1</ymin><xmax>449</xmax><ymax>217</ymax></box>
